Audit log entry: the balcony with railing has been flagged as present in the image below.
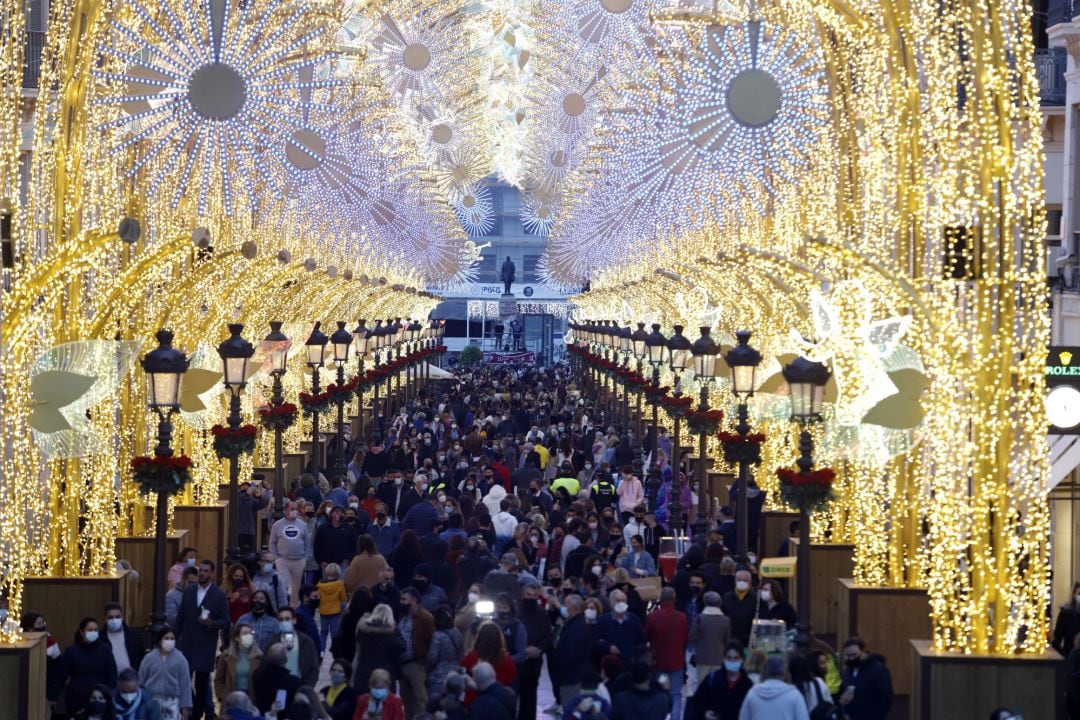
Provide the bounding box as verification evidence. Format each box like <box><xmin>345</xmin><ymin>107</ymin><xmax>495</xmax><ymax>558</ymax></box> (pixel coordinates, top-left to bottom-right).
<box><xmin>1037</xmin><ymin>47</ymin><xmax>1068</xmax><ymax>105</ymax></box>
<box><xmin>22</xmin><ymin>31</ymin><xmax>45</xmax><ymax>89</ymax></box>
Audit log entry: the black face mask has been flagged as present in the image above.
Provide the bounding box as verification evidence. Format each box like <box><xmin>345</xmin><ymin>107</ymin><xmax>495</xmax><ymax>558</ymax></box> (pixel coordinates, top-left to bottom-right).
<box><xmin>548</xmin><ymin>576</ymin><xmax>562</xmax><ymax>585</ymax></box>
<box><xmin>846</xmin><ymin>657</ymin><xmax>862</xmax><ymax>669</ymax></box>
<box><xmin>414</xmin><ymin>579</ymin><xmax>429</xmax><ymax>591</ymax></box>
<box><xmin>252</xmin><ymin>601</ymin><xmax>267</xmax><ymax>615</ymax></box>
<box><xmin>521</xmin><ymin>598</ymin><xmax>539</xmax><ymax>611</ymax></box>
<box><xmin>376</xmin><ymin>512</ymin><xmax>387</xmax><ymax>521</ymax></box>
<box><xmin>307</xmin><ymin>598</ymin><xmax>320</xmax><ymax>610</ymax></box>
<box><xmin>87</xmin><ymin>699</ymin><xmax>108</xmax><ymax>715</ymax></box>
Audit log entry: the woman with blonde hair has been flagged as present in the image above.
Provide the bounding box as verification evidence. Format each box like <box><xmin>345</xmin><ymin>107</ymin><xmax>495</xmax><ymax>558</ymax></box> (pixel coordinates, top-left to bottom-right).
<box><xmin>213</xmin><ymin>623</ymin><xmax>261</xmax><ymax>703</ymax></box>
<box><xmin>353</xmin><ymin>669</ymin><xmax>405</xmax><ymax>720</ymax></box>
<box><xmin>352</xmin><ymin>604</ymin><xmax>405</xmax><ymax>693</ymax></box>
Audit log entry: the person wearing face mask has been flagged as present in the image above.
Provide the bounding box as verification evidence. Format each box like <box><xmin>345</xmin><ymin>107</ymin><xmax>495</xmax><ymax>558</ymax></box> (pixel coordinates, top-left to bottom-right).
<box><xmin>168</xmin><ymin>548</ymin><xmax>199</xmax><ymax>591</ymax></box>
<box><xmin>686</xmin><ymin>640</ymin><xmax>753</xmax><ymax>720</ymax></box>
<box><xmin>286</xmin><ymin>585</ymin><xmax>320</xmax><ymax>654</ymax></box>
<box><xmin>618</xmin><ymin>534</ymin><xmax>657</xmax><ymax>578</ymax></box>
<box><xmin>235</xmin><ymin>590</ymin><xmax>281</xmax><ymax>653</ymax></box>
<box><xmin>838</xmin><ymin>636</ymin><xmax>892</xmax><ymax>720</ymax></box>
<box><xmin>552</xmin><ymin>594</ymin><xmax>590</xmax><ymax>706</ymax></box>
<box><xmin>102</xmin><ymin>602</ymin><xmax>145</xmax><ymax>673</ymax></box>
<box><xmin>250</xmin><ymin>551</ymin><xmax>288</xmax><ymax>614</ymax></box>
<box><xmin>214</xmin><ymin>624</ymin><xmax>262</xmax><ymax>704</ymax></box>
<box><xmin>165</xmin><ymin>567</ymin><xmax>199</xmax><ymax>630</ymax></box>
<box><xmin>113</xmin><ymin>668</ymin><xmax>163</xmax><ymax>720</ymax></box>
<box><xmin>644</xmin><ymin>587</ymin><xmax>690</xmax><ymax>720</ymax></box>
<box><xmin>136</xmin><ymin>629</ymin><xmax>192</xmax><ymax>720</ymax></box>
<box><xmin>396</xmin><ymin>587</ymin><xmax>435</xmax><ymax>717</ymax></box>
<box><xmin>369</xmin><ymin>501</ymin><xmax>403</xmax><ymax>559</ymax></box>
<box><xmin>593</xmin><ymin>589</ymin><xmax>646</xmax><ymax>663</ymax></box>
<box><xmin>515</xmin><ymin>580</ymin><xmax>553</xmax><ymax>720</ymax></box>
<box><xmin>269</xmin><ymin>502</ymin><xmax>311</xmax><ymax>606</ymax></box>
<box><xmin>758</xmin><ymin>580</ymin><xmax>798</xmax><ymax>629</ymax></box>
<box><xmin>319</xmin><ymin>658</ymin><xmax>358</xmax><ymax>720</ymax></box>
<box><xmin>688</xmin><ymin>591</ymin><xmax>730</xmax><ymax>683</ymax></box>
<box><xmin>720</xmin><ymin>570</ymin><xmax>759</xmax><ymax>648</ymax></box>
<box><xmin>343</xmin><ymin>535</ymin><xmax>389</xmax><ymax>596</ymax></box>
<box><xmin>57</xmin><ymin>618</ymin><xmax>118</xmax><ymax>715</ymax></box>
<box><xmin>354</xmin><ymin>668</ymin><xmax>405</xmax><ymax>720</ymax></box>
<box><xmin>274</xmin><ymin>606</ymin><xmax>319</xmax><ymax>688</ymax></box>
<box><xmin>75</xmin><ymin>684</ymin><xmax>117</xmax><ymax>720</ymax></box>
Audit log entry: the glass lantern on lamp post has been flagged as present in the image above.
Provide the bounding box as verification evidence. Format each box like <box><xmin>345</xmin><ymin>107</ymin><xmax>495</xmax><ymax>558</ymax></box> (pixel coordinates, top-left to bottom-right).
<box><xmin>141</xmin><ymin>330</ymin><xmax>189</xmax><ymax>634</ymax></box>
<box><xmin>352</xmin><ymin>320</ymin><xmax>369</xmax><ymax>441</ymax></box>
<box><xmin>218</xmin><ymin>323</ymin><xmax>255</xmax><ymax>564</ymax></box>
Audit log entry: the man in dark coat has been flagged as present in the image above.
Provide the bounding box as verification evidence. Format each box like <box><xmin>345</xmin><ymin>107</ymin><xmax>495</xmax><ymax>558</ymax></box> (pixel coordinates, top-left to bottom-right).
<box><xmin>720</xmin><ymin>569</ymin><xmax>760</xmax><ymax>647</ymax></box>
<box><xmin>468</xmin><ymin>661</ymin><xmax>516</xmax><ymax>720</ymax></box>
<box><xmin>175</xmin><ymin>559</ymin><xmax>230</xmax><ymax>720</ymax></box>
<box><xmin>312</xmin><ymin>506</ymin><xmax>357</xmax><ymax>569</ymax></box>
<box><xmin>518</xmin><ymin>581</ymin><xmax>553</xmax><ymax>720</ymax></box>
<box><xmin>553</xmin><ymin>594</ymin><xmax>591</xmax><ymax>702</ymax></box>
<box><xmin>839</xmin><ymin>636</ymin><xmax>893</xmax><ymax>720</ymax></box>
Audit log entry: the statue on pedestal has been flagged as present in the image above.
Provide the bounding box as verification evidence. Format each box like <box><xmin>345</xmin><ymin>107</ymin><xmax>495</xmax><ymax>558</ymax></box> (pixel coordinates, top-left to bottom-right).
<box><xmin>501</xmin><ymin>256</ymin><xmax>515</xmax><ymax>295</ymax></box>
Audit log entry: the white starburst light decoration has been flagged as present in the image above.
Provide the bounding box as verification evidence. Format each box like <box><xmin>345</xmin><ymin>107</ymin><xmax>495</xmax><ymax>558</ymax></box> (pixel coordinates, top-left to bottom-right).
<box><xmin>93</xmin><ymin>0</ymin><xmax>341</xmax><ymax>216</ymax></box>
<box><xmin>520</xmin><ymin>189</ymin><xmax>558</xmax><ymax>235</ymax></box>
<box><xmin>454</xmin><ymin>183</ymin><xmax>496</xmax><ymax>236</ymax></box>
<box><xmin>544</xmin><ymin>19</ymin><xmax>831</xmax><ymax>282</ymax></box>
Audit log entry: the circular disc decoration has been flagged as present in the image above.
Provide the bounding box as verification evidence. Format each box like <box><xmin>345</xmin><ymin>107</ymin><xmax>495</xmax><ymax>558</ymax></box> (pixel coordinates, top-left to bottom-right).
<box><xmin>599</xmin><ymin>0</ymin><xmax>633</xmax><ymax>13</ymax></box>
<box><xmin>286</xmin><ymin>129</ymin><xmax>328</xmax><ymax>171</ymax></box>
<box><xmin>725</xmin><ymin>68</ymin><xmax>782</xmax><ymax>129</ymax></box>
<box><xmin>188</xmin><ymin>63</ymin><xmax>247</xmax><ymax>120</ymax></box>
<box><xmin>432</xmin><ymin>124</ymin><xmax>454</xmax><ymax>144</ymax></box>
<box><xmin>563</xmin><ymin>93</ymin><xmax>587</xmax><ymax>117</ymax></box>
<box><xmin>403</xmin><ymin>43</ymin><xmax>433</xmax><ymax>72</ymax></box>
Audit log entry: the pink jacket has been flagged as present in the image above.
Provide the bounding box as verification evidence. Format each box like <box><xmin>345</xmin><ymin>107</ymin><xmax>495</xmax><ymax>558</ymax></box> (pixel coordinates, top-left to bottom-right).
<box><xmin>618</xmin><ymin>475</ymin><xmax>644</xmax><ymax>512</ymax></box>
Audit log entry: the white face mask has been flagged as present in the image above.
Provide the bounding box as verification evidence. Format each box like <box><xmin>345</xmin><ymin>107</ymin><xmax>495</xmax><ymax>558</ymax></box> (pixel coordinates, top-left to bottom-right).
<box><xmin>613</xmin><ymin>602</ymin><xmax>629</xmax><ymax>615</ymax></box>
<box><xmin>120</xmin><ymin>692</ymin><xmax>138</xmax><ymax>704</ymax></box>
<box><xmin>760</xmin><ymin>589</ymin><xmax>772</xmax><ymax>603</ymax></box>
<box><xmin>160</xmin><ymin>638</ymin><xmax>176</xmax><ymax>653</ymax></box>
<box><xmin>584</xmin><ymin>608</ymin><xmax>598</xmax><ymax>621</ymax></box>
<box><xmin>468</xmin><ymin>592</ymin><xmax>480</xmax><ymax>604</ymax></box>
<box><xmin>591</xmin><ymin>565</ymin><xmax>602</xmax><ymax>576</ymax></box>
<box><xmin>735</xmin><ymin>580</ymin><xmax>750</xmax><ymax>592</ymax></box>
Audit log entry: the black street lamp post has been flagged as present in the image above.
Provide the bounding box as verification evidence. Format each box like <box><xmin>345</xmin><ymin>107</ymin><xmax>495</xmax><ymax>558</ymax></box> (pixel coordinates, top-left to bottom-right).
<box><xmin>142</xmin><ymin>330</ymin><xmax>189</xmax><ymax>634</ymax></box>
<box><xmin>330</xmin><ymin>321</ymin><xmax>353</xmax><ymax>480</ymax></box>
<box><xmin>217</xmin><ymin>323</ymin><xmax>255</xmax><ymax>564</ymax></box>
<box><xmin>305</xmin><ymin>322</ymin><xmax>328</xmax><ymax>476</ymax></box>
<box><xmin>644</xmin><ymin>324</ymin><xmax>668</xmax><ymax>510</ymax></box>
<box><xmin>666</xmin><ymin>325</ymin><xmax>693</xmax><ymax>535</ymax></box>
<box><xmin>352</xmin><ymin>320</ymin><xmax>369</xmax><ymax>441</ymax></box>
<box><xmin>261</xmin><ymin>322</ymin><xmax>290</xmax><ymax>519</ymax></box>
<box><xmin>632</xmin><ymin>322</ymin><xmax>648</xmax><ymax>439</ymax></box>
<box><xmin>691</xmin><ymin>327</ymin><xmax>720</xmax><ymax>521</ymax></box>
<box><xmin>725</xmin><ymin>330</ymin><xmax>762</xmax><ymax>568</ymax></box>
<box><xmin>782</xmin><ymin>356</ymin><xmax>831</xmax><ymax>655</ymax></box>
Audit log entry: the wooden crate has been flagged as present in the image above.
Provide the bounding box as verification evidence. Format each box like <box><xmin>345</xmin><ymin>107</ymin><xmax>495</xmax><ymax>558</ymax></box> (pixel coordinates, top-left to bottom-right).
<box><xmin>760</xmin><ymin>510</ymin><xmax>799</xmax><ymax>559</ymax></box>
<box><xmin>173</xmin><ymin>501</ymin><xmax>229</xmax><ymax>579</ymax></box>
<box><xmin>115</xmin><ymin>529</ymin><xmax>189</xmax><ymax>627</ymax></box>
<box><xmin>0</xmin><ymin>633</ymin><xmax>47</xmax><ymax>720</ymax></box>
<box><xmin>787</xmin><ymin>541</ymin><xmax>853</xmax><ymax>637</ymax></box>
<box><xmin>284</xmin><ymin>452</ymin><xmax>308</xmax><ymax>483</ymax></box>
<box><xmin>909</xmin><ymin>639</ymin><xmax>1062</xmax><ymax>719</ymax></box>
<box><xmin>836</xmin><ymin>579</ymin><xmax>930</xmax><ymax>696</ymax></box>
<box><xmin>22</xmin><ymin>570</ymin><xmax>134</xmax><ymax>648</ymax></box>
